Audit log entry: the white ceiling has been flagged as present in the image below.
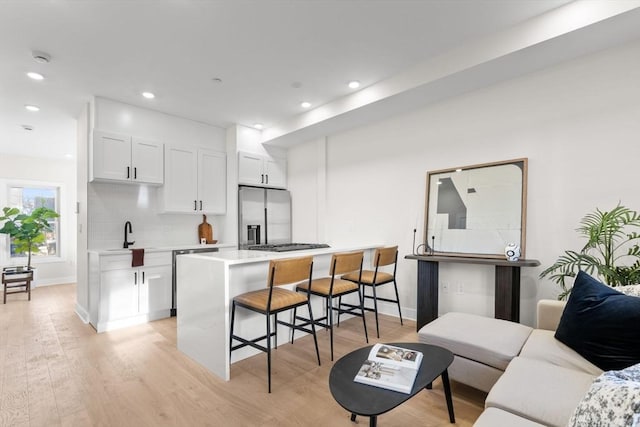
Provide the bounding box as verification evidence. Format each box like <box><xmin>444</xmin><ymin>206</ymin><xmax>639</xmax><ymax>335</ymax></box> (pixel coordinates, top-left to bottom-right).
<box><xmin>0</xmin><ymin>0</ymin><xmax>597</xmax><ymax>160</ymax></box>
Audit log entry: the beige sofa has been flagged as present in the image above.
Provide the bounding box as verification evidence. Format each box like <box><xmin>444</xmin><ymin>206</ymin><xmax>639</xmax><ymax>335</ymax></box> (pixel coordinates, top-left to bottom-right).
<box><xmin>419</xmin><ymin>300</ymin><xmax>603</xmax><ymax>427</ymax></box>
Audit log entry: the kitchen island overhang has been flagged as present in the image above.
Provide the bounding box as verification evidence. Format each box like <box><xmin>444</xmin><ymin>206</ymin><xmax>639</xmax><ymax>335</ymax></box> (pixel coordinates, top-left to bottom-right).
<box><xmin>176</xmin><ymin>245</ymin><xmax>380</xmax><ymax>380</ymax></box>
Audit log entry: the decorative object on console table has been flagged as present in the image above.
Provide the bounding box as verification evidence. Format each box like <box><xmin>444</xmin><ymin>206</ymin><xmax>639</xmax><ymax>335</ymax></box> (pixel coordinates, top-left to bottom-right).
<box><xmin>0</xmin><ymin>206</ymin><xmax>59</xmax><ymax>270</ymax></box>
<box><xmin>504</xmin><ymin>243</ymin><xmax>521</xmax><ymax>261</ymax></box>
<box><xmin>540</xmin><ymin>203</ymin><xmax>640</xmax><ymax>300</ymax></box>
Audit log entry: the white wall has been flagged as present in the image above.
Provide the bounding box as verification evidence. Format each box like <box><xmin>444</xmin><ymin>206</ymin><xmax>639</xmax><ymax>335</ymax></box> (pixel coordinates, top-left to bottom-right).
<box><xmin>288</xmin><ymin>38</ymin><xmax>640</xmax><ymax>327</ymax></box>
<box><xmin>0</xmin><ymin>155</ymin><xmax>77</xmax><ymax>287</ymax></box>
<box><xmin>88</xmin><ymin>98</ymin><xmax>228</xmax><ymax>249</ymax></box>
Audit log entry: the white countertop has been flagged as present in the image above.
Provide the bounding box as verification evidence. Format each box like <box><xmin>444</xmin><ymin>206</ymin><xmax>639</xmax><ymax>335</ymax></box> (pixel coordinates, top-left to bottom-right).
<box><xmin>88</xmin><ymin>242</ymin><xmax>236</xmax><ymax>255</ymax></box>
<box><xmin>181</xmin><ymin>244</ymin><xmax>380</xmax><ymax>266</ymax></box>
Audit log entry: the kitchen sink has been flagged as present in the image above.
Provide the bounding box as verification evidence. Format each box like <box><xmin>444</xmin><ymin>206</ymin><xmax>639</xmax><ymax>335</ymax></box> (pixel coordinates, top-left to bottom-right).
<box><xmin>104</xmin><ymin>247</ymin><xmax>155</xmax><ymax>251</ymax></box>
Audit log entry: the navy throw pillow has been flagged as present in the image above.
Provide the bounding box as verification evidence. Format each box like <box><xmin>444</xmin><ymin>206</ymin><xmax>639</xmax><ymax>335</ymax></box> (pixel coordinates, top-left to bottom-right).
<box><xmin>554</xmin><ymin>270</ymin><xmax>640</xmax><ymax>371</ymax></box>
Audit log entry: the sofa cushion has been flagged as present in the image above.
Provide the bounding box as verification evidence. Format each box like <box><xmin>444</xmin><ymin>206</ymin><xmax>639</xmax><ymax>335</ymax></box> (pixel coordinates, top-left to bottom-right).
<box><xmin>418</xmin><ymin>312</ymin><xmax>532</xmax><ymax>371</ymax></box>
<box><xmin>485</xmin><ymin>357</ymin><xmax>595</xmax><ymax>427</ymax></box>
<box><xmin>555</xmin><ymin>271</ymin><xmax>640</xmax><ymax>371</ymax></box>
<box><xmin>520</xmin><ymin>329</ymin><xmax>602</xmax><ymax>376</ymax></box>
<box><xmin>568</xmin><ymin>362</ymin><xmax>640</xmax><ymax>427</ymax></box>
<box><xmin>473</xmin><ymin>407</ymin><xmax>547</xmax><ymax>427</ymax></box>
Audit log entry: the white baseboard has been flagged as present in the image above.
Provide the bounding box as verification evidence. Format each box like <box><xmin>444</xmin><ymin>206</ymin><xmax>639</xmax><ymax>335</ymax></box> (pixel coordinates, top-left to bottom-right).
<box><xmin>372</xmin><ymin>300</ymin><xmax>416</xmax><ymax>322</ymax></box>
<box><xmin>96</xmin><ymin>310</ymin><xmax>171</xmax><ymax>333</ymax></box>
<box><xmin>75</xmin><ymin>303</ymin><xmax>90</xmax><ymax>324</ymax></box>
<box><xmin>33</xmin><ymin>276</ymin><xmax>77</xmax><ymax>287</ymax></box>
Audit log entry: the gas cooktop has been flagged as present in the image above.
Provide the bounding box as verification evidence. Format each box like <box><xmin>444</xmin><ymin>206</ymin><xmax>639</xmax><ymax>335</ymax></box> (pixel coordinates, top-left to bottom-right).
<box><xmin>247</xmin><ymin>243</ymin><xmax>330</xmax><ymax>252</ymax></box>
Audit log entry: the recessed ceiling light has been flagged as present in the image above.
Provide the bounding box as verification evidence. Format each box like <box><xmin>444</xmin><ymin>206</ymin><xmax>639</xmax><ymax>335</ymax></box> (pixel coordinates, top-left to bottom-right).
<box><xmin>253</xmin><ymin>123</ymin><xmax>264</xmax><ymax>130</ymax></box>
<box><xmin>25</xmin><ymin>105</ymin><xmax>40</xmax><ymax>112</ymax></box>
<box><xmin>21</xmin><ymin>124</ymin><xmax>34</xmax><ymax>131</ymax></box>
<box><xmin>64</xmin><ymin>154</ymin><xmax>73</xmax><ymax>159</ymax></box>
<box><xmin>142</xmin><ymin>92</ymin><xmax>155</xmax><ymax>99</ymax></box>
<box><xmin>301</xmin><ymin>101</ymin><xmax>311</xmax><ymax>108</ymax></box>
<box><xmin>348</xmin><ymin>80</ymin><xmax>360</xmax><ymax>89</ymax></box>
<box><xmin>27</xmin><ymin>72</ymin><xmax>44</xmax><ymax>81</ymax></box>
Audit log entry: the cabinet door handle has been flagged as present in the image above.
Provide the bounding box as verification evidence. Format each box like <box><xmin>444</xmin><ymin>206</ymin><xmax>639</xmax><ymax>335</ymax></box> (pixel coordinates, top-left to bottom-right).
<box><xmin>127</xmin><ymin>166</ymin><xmax>130</xmax><ymax>179</ymax></box>
<box><xmin>261</xmin><ymin>174</ymin><xmax>264</xmax><ymax>183</ymax></box>
<box><xmin>266</xmin><ymin>174</ymin><xmax>269</xmax><ymax>184</ymax></box>
<box><xmin>134</xmin><ymin>167</ymin><xmax>137</xmax><ymax>180</ymax></box>
<box><xmin>134</xmin><ymin>271</ymin><xmax>137</xmax><ymax>285</ymax></box>
<box><xmin>199</xmin><ymin>200</ymin><xmax>203</xmax><ymax>211</ymax></box>
<box><xmin>142</xmin><ymin>271</ymin><xmax>145</xmax><ymax>284</ymax></box>
<box><xmin>194</xmin><ymin>200</ymin><xmax>197</xmax><ymax>211</ymax></box>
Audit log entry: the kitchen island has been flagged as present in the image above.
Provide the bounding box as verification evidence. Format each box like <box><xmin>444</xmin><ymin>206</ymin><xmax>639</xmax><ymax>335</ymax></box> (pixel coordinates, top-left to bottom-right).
<box><xmin>176</xmin><ymin>245</ymin><xmax>379</xmax><ymax>380</ymax></box>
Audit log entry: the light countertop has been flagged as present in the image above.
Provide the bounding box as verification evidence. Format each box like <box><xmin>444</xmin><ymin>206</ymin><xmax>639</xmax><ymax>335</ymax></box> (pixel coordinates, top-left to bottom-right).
<box><xmin>88</xmin><ymin>242</ymin><xmax>236</xmax><ymax>255</ymax></box>
<box><xmin>180</xmin><ymin>244</ymin><xmax>381</xmax><ymax>266</ymax></box>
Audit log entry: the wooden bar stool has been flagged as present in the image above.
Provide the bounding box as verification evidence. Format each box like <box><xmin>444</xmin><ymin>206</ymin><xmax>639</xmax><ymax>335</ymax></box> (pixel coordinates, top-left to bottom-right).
<box><xmin>2</xmin><ymin>267</ymin><xmax>34</xmax><ymax>304</ymax></box>
<box><xmin>229</xmin><ymin>255</ymin><xmax>320</xmax><ymax>393</ymax></box>
<box><xmin>295</xmin><ymin>251</ymin><xmax>368</xmax><ymax>361</ymax></box>
<box><xmin>342</xmin><ymin>246</ymin><xmax>403</xmax><ymax>338</ymax></box>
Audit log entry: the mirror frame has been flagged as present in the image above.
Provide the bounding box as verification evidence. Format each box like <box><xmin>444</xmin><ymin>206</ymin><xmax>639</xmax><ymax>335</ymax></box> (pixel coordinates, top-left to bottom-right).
<box><xmin>423</xmin><ymin>158</ymin><xmax>528</xmax><ymax>259</ymax></box>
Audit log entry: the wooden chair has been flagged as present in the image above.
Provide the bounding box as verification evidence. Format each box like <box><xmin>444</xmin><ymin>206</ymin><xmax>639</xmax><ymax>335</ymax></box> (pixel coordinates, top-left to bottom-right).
<box><xmin>3</xmin><ymin>268</ymin><xmax>34</xmax><ymax>304</ymax></box>
<box><xmin>341</xmin><ymin>246</ymin><xmax>403</xmax><ymax>338</ymax></box>
<box><xmin>229</xmin><ymin>256</ymin><xmax>320</xmax><ymax>393</ymax></box>
<box><xmin>295</xmin><ymin>251</ymin><xmax>368</xmax><ymax>361</ymax></box>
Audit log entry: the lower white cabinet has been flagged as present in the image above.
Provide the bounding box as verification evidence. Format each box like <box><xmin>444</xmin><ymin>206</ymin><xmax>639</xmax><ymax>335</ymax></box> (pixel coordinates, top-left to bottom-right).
<box><xmin>89</xmin><ymin>251</ymin><xmax>172</xmax><ymax>332</ymax></box>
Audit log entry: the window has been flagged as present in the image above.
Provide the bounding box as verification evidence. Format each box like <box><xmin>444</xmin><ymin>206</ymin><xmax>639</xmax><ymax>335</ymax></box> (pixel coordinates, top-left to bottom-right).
<box><xmin>8</xmin><ymin>186</ymin><xmax>60</xmax><ymax>259</ymax></box>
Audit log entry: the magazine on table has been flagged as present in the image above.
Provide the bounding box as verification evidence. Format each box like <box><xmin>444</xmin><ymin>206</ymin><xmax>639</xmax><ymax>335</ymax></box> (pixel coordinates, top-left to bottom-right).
<box><xmin>353</xmin><ymin>343</ymin><xmax>423</xmax><ymax>394</ymax></box>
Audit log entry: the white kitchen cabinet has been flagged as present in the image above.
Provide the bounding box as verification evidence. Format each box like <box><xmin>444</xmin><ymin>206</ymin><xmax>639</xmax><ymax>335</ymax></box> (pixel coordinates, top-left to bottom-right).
<box><xmin>90</xmin><ymin>251</ymin><xmax>172</xmax><ymax>332</ymax></box>
<box><xmin>91</xmin><ymin>130</ymin><xmax>164</xmax><ymax>185</ymax></box>
<box><xmin>238</xmin><ymin>151</ymin><xmax>287</xmax><ymax>188</ymax></box>
<box><xmin>131</xmin><ymin>138</ymin><xmax>164</xmax><ymax>184</ymax></box>
<box><xmin>159</xmin><ymin>145</ymin><xmax>226</xmax><ymax>214</ymax></box>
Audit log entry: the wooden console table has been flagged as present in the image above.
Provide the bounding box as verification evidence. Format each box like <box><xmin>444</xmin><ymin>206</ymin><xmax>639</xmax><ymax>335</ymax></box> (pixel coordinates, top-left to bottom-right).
<box><xmin>405</xmin><ymin>254</ymin><xmax>540</xmax><ymax>330</ymax></box>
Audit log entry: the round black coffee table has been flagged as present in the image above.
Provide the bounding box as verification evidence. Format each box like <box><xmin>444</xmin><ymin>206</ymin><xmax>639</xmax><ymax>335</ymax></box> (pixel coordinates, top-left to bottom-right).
<box><xmin>329</xmin><ymin>342</ymin><xmax>455</xmax><ymax>427</ymax></box>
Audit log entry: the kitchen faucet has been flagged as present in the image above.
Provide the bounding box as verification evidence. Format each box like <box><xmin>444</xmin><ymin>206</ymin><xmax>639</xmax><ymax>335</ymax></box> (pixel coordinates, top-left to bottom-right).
<box><xmin>123</xmin><ymin>221</ymin><xmax>135</xmax><ymax>248</ymax></box>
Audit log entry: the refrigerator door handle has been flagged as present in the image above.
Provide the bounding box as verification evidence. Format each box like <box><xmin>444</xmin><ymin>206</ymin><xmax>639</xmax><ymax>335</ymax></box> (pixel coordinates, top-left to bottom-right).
<box><xmin>264</xmin><ymin>207</ymin><xmax>268</xmax><ymax>244</ymax></box>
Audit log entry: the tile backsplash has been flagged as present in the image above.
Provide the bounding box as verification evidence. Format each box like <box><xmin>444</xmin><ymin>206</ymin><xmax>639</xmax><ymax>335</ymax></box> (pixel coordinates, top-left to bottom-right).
<box><xmin>88</xmin><ymin>182</ymin><xmax>224</xmax><ymax>249</ymax></box>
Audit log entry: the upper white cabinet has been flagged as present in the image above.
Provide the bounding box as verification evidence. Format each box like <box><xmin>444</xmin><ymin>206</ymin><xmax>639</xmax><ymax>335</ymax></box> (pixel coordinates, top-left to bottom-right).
<box><xmin>238</xmin><ymin>151</ymin><xmax>287</xmax><ymax>188</ymax></box>
<box><xmin>131</xmin><ymin>138</ymin><xmax>164</xmax><ymax>183</ymax></box>
<box><xmin>198</xmin><ymin>149</ymin><xmax>227</xmax><ymax>214</ymax></box>
<box><xmin>91</xmin><ymin>130</ymin><xmax>164</xmax><ymax>185</ymax></box>
<box><xmin>160</xmin><ymin>145</ymin><xmax>226</xmax><ymax>214</ymax></box>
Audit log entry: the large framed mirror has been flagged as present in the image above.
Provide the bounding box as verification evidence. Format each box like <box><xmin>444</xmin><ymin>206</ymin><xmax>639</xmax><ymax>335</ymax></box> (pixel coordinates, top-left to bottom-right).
<box><xmin>424</xmin><ymin>158</ymin><xmax>528</xmax><ymax>258</ymax></box>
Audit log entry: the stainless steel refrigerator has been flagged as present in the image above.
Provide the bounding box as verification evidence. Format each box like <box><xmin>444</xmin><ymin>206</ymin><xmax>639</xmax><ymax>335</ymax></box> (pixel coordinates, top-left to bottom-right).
<box><xmin>238</xmin><ymin>186</ymin><xmax>291</xmax><ymax>248</ymax></box>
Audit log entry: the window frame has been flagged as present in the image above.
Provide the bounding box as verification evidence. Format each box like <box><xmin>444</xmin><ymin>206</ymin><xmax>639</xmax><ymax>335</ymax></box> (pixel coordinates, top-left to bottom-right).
<box><xmin>4</xmin><ymin>182</ymin><xmax>63</xmax><ymax>265</ymax></box>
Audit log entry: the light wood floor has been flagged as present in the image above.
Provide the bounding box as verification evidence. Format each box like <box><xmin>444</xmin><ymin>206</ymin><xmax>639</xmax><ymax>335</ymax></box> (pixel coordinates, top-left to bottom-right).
<box><xmin>0</xmin><ymin>284</ymin><xmax>485</xmax><ymax>426</ymax></box>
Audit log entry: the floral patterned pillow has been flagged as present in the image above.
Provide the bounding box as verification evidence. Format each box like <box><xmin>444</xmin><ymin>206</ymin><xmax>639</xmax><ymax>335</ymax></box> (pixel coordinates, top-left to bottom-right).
<box><xmin>616</xmin><ymin>284</ymin><xmax>640</xmax><ymax>298</ymax></box>
<box><xmin>568</xmin><ymin>363</ymin><xmax>640</xmax><ymax>427</ymax></box>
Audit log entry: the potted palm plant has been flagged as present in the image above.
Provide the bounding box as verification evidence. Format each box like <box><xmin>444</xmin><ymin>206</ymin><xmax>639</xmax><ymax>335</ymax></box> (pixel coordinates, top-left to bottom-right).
<box><xmin>540</xmin><ymin>203</ymin><xmax>640</xmax><ymax>299</ymax></box>
<box><xmin>0</xmin><ymin>206</ymin><xmax>59</xmax><ymax>270</ymax></box>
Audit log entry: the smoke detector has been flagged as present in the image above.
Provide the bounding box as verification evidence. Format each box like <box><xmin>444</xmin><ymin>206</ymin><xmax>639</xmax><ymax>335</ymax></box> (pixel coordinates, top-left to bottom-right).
<box><xmin>32</xmin><ymin>50</ymin><xmax>51</xmax><ymax>64</ymax></box>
